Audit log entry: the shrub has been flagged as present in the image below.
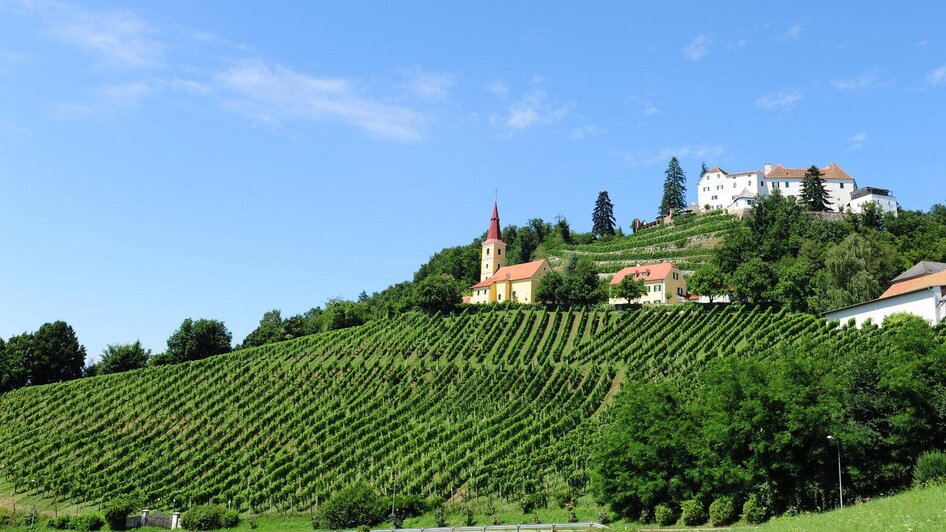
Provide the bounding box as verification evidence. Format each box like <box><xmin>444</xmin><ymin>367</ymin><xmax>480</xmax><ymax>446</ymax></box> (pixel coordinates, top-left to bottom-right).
<box><xmin>680</xmin><ymin>499</ymin><xmax>706</xmax><ymax>526</ymax></box>
<box><xmin>464</xmin><ymin>506</ymin><xmax>475</xmax><ymax>526</ymax></box>
<box><xmin>102</xmin><ymin>496</ymin><xmax>138</xmax><ymax>531</ymax></box>
<box><xmin>393</xmin><ymin>494</ymin><xmax>431</xmax><ymax>518</ymax></box>
<box><xmin>181</xmin><ymin>505</ymin><xmax>227</xmax><ymax>530</ymax></box>
<box><xmin>595</xmin><ymin>510</ymin><xmax>611</xmax><ymax>525</ymax></box>
<box><xmin>434</xmin><ymin>506</ymin><xmax>447</xmax><ymax>527</ymax></box>
<box><xmin>0</xmin><ymin>509</ymin><xmax>15</xmax><ymax>528</ymax></box>
<box><xmin>519</xmin><ymin>492</ymin><xmax>547</xmax><ymax>514</ymax></box>
<box><xmin>741</xmin><ymin>494</ymin><xmax>768</xmax><ymax>525</ymax></box>
<box><xmin>71</xmin><ymin>513</ymin><xmax>105</xmax><ymax>531</ymax></box>
<box><xmin>48</xmin><ymin>516</ymin><xmax>72</xmax><ymax>529</ymax></box>
<box><xmin>221</xmin><ymin>509</ymin><xmax>241</xmax><ymax>528</ymax></box>
<box><xmin>914</xmin><ymin>451</ymin><xmax>946</xmax><ymax>486</ymax></box>
<box><xmin>320</xmin><ymin>482</ymin><xmax>385</xmax><ymax>529</ymax></box>
<box><xmin>708</xmin><ymin>497</ymin><xmax>736</xmax><ymax>526</ymax></box>
<box><xmin>653</xmin><ymin>504</ymin><xmax>676</xmax><ymax>526</ymax></box>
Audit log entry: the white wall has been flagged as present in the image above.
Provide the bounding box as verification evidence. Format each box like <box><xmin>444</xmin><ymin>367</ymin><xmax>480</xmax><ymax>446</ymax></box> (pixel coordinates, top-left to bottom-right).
<box><xmin>848</xmin><ymin>195</ymin><xmax>899</xmax><ymax>215</ymax></box>
<box><xmin>825</xmin><ymin>288</ymin><xmax>944</xmax><ymax>327</ymax></box>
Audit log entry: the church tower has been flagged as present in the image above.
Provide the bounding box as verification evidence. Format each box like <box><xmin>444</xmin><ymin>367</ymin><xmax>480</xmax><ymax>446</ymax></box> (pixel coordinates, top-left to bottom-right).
<box><xmin>481</xmin><ymin>200</ymin><xmax>506</xmax><ymax>282</ymax></box>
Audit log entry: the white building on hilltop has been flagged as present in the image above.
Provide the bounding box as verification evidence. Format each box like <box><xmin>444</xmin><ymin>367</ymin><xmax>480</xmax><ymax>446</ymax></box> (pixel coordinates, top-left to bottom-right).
<box><xmin>697</xmin><ymin>162</ymin><xmax>898</xmax><ymax>215</ymax></box>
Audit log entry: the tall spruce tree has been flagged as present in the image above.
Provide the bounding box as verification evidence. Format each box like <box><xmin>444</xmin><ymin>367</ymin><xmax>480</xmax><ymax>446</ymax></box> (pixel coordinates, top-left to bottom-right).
<box><xmin>592</xmin><ymin>191</ymin><xmax>616</xmax><ymax>237</ymax></box>
<box><xmin>800</xmin><ymin>165</ymin><xmax>831</xmax><ymax>212</ymax></box>
<box><xmin>700</xmin><ymin>161</ymin><xmax>709</xmax><ymax>178</ymax></box>
<box><xmin>660</xmin><ymin>157</ymin><xmax>688</xmax><ymax>215</ymax></box>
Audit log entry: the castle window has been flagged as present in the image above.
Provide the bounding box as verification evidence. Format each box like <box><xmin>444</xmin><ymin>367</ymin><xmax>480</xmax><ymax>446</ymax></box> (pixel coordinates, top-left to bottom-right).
<box><xmin>703</xmin><ymin>186</ymin><xmax>709</xmax><ymax>192</ymax></box>
<box><xmin>733</xmin><ymin>183</ymin><xmax>737</xmax><ymax>188</ymax></box>
<box><xmin>840</xmin><ymin>183</ymin><xmax>845</xmax><ymax>189</ymax></box>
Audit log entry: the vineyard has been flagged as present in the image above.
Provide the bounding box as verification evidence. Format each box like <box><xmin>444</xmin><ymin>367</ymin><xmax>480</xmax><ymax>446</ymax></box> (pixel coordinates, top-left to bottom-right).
<box><xmin>0</xmin><ymin>306</ymin><xmax>888</xmax><ymax>514</ymax></box>
<box><xmin>544</xmin><ymin>210</ymin><xmax>737</xmax><ymax>274</ymax></box>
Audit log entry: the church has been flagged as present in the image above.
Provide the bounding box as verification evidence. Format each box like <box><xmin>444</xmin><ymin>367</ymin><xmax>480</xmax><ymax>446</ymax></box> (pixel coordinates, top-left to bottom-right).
<box><xmin>469</xmin><ymin>201</ymin><xmax>551</xmax><ymax>304</ymax></box>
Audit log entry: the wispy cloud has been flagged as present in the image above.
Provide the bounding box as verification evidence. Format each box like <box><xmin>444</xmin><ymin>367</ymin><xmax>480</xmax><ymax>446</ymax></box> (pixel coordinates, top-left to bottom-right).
<box><xmin>928</xmin><ymin>65</ymin><xmax>946</xmax><ymax>87</ymax></box>
<box><xmin>215</xmin><ymin>61</ymin><xmax>424</xmax><ymax>142</ymax></box>
<box><xmin>622</xmin><ymin>144</ymin><xmax>724</xmax><ymax>167</ymax></box>
<box><xmin>847</xmin><ymin>131</ymin><xmax>868</xmax><ymax>151</ymax></box>
<box><xmin>486</xmin><ymin>81</ymin><xmax>509</xmax><ymax>95</ymax></box>
<box><xmin>53</xmin><ymin>80</ymin><xmax>155</xmax><ymax>119</ymax></box>
<box><xmin>640</xmin><ymin>105</ymin><xmax>660</xmax><ymax>117</ymax></box>
<box><xmin>830</xmin><ymin>71</ymin><xmax>892</xmax><ymax>91</ymax></box>
<box><xmin>9</xmin><ymin>0</ymin><xmax>164</xmax><ymax>67</ymax></box>
<box><xmin>0</xmin><ymin>51</ymin><xmax>27</xmax><ymax>73</ymax></box>
<box><xmin>490</xmin><ymin>84</ymin><xmax>570</xmax><ymax>132</ymax></box>
<box><xmin>402</xmin><ymin>67</ymin><xmax>453</xmax><ymax>101</ymax></box>
<box><xmin>754</xmin><ymin>89</ymin><xmax>803</xmax><ymax>111</ymax></box>
<box><xmin>778</xmin><ymin>20</ymin><xmax>806</xmax><ymax>42</ymax></box>
<box><xmin>0</xmin><ymin>116</ymin><xmax>32</xmax><ymax>136</ymax></box>
<box><xmin>569</xmin><ymin>124</ymin><xmax>606</xmax><ymax>140</ymax></box>
<box><xmin>682</xmin><ymin>34</ymin><xmax>712</xmax><ymax>61</ymax></box>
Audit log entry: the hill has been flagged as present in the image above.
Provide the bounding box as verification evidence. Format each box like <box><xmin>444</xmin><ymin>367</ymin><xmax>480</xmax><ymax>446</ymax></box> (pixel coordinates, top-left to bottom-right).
<box><xmin>0</xmin><ymin>306</ymin><xmax>884</xmax><ymax>514</ymax></box>
<box><xmin>542</xmin><ymin>211</ymin><xmax>737</xmax><ymax>275</ymax></box>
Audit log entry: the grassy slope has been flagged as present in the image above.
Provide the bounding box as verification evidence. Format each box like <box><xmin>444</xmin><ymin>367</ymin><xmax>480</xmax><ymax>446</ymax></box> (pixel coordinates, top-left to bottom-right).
<box><xmin>0</xmin><ymin>306</ymin><xmax>884</xmax><ymax>519</ymax></box>
<box><xmin>542</xmin><ymin>211</ymin><xmax>737</xmax><ymax>275</ymax></box>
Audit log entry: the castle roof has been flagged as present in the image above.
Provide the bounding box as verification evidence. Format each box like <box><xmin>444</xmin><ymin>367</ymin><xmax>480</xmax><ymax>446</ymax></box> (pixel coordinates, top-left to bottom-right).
<box><xmin>765</xmin><ymin>162</ymin><xmax>854</xmax><ymax>181</ymax></box>
<box><xmin>609</xmin><ymin>262</ymin><xmax>677</xmax><ymax>285</ymax></box>
<box><xmin>472</xmin><ymin>259</ymin><xmax>549</xmax><ymax>289</ymax></box>
<box><xmin>485</xmin><ymin>200</ymin><xmax>502</xmax><ymax>243</ymax></box>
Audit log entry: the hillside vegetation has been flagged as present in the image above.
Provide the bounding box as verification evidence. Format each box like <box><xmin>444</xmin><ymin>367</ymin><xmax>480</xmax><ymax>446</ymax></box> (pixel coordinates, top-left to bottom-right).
<box><xmin>0</xmin><ymin>306</ymin><xmax>888</xmax><ymax>515</ymax></box>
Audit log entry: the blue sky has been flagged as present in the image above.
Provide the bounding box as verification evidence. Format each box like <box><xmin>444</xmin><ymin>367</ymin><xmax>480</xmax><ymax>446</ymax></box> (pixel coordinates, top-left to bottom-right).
<box><xmin>2</xmin><ymin>1</ymin><xmax>945</xmax><ymax>359</ymax></box>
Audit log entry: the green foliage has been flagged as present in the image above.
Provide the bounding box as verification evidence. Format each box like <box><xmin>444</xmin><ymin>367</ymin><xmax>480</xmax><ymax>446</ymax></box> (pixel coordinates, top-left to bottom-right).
<box><xmin>686</xmin><ymin>264</ymin><xmax>727</xmax><ymax>302</ymax></box>
<box><xmin>434</xmin><ymin>506</ymin><xmax>447</xmax><ymax>527</ymax></box>
<box><xmin>165</xmin><ymin>318</ymin><xmax>232</xmax><ymax>364</ymax></box>
<box><xmin>708</xmin><ymin>496</ymin><xmax>736</xmax><ymax>526</ymax></box>
<box><xmin>592</xmin><ymin>191</ymin><xmax>616</xmax><ymax>237</ymax></box>
<box><xmin>319</xmin><ymin>482</ymin><xmax>385</xmax><ymax>529</ymax></box>
<box><xmin>411</xmin><ymin>274</ymin><xmax>461</xmax><ymax>313</ymax></box>
<box><xmin>221</xmin><ymin>509</ymin><xmax>241</xmax><ymax>528</ymax></box>
<box><xmin>731</xmin><ymin>257</ymin><xmax>776</xmax><ymax>303</ymax></box>
<box><xmin>801</xmin><ymin>165</ymin><xmax>832</xmax><ymax>212</ymax></box>
<box><xmin>414</xmin><ymin>241</ymin><xmax>482</xmax><ymax>287</ymax></box>
<box><xmin>610</xmin><ymin>274</ymin><xmax>646</xmax><ymax>304</ymax></box>
<box><xmin>321</xmin><ymin>298</ymin><xmax>367</xmax><ymax>332</ymax></box>
<box><xmin>96</xmin><ymin>341</ymin><xmax>150</xmax><ymax>375</ymax></box>
<box><xmin>1</xmin><ymin>321</ymin><xmax>86</xmax><ymax>392</ymax></box>
<box><xmin>653</xmin><ymin>504</ymin><xmax>676</xmax><ymax>526</ymax></box>
<box><xmin>181</xmin><ymin>505</ymin><xmax>233</xmax><ymax>530</ymax></box>
<box><xmin>680</xmin><ymin>499</ymin><xmax>706</xmax><ymax>526</ymax></box>
<box><xmin>47</xmin><ymin>514</ymin><xmax>105</xmax><ymax>531</ymax></box>
<box><xmin>102</xmin><ymin>496</ymin><xmax>138</xmax><ymax>530</ymax></box>
<box><xmin>660</xmin><ymin>157</ymin><xmax>687</xmax><ymax>216</ymax></box>
<box><xmin>914</xmin><ymin>452</ymin><xmax>946</xmax><ymax>487</ymax></box>
<box><xmin>741</xmin><ymin>493</ymin><xmax>767</xmax><ymax>524</ymax></box>
<box><xmin>535</xmin><ymin>271</ymin><xmax>565</xmax><ymax>304</ymax></box>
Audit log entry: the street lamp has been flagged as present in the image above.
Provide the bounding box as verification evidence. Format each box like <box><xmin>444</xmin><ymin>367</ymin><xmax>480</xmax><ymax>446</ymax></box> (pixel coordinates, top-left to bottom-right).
<box><xmin>827</xmin><ymin>436</ymin><xmax>843</xmax><ymax>508</ymax></box>
<box><xmin>385</xmin><ymin>467</ymin><xmax>397</xmax><ymax>524</ymax></box>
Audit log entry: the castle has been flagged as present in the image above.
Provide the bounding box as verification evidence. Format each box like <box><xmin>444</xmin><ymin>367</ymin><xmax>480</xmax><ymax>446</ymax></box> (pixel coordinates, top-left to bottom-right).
<box><xmin>697</xmin><ymin>162</ymin><xmax>898</xmax><ymax>215</ymax></box>
<box><xmin>469</xmin><ymin>201</ymin><xmax>551</xmax><ymax>304</ymax></box>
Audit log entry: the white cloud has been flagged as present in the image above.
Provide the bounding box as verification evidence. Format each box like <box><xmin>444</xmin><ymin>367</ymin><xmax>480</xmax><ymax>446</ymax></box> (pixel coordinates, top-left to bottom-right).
<box><xmin>569</xmin><ymin>125</ymin><xmax>606</xmax><ymax>140</ymax></box>
<box><xmin>928</xmin><ymin>65</ymin><xmax>946</xmax><ymax>86</ymax></box>
<box><xmin>779</xmin><ymin>21</ymin><xmax>806</xmax><ymax>42</ymax></box>
<box><xmin>754</xmin><ymin>89</ymin><xmax>803</xmax><ymax>111</ymax></box>
<box><xmin>403</xmin><ymin>68</ymin><xmax>453</xmax><ymax>101</ymax></box>
<box><xmin>53</xmin><ymin>80</ymin><xmax>154</xmax><ymax>119</ymax></box>
<box><xmin>215</xmin><ymin>61</ymin><xmax>424</xmax><ymax>142</ymax></box>
<box><xmin>682</xmin><ymin>34</ymin><xmax>712</xmax><ymax>61</ymax></box>
<box><xmin>830</xmin><ymin>72</ymin><xmax>891</xmax><ymax>91</ymax></box>
<box><xmin>640</xmin><ymin>105</ymin><xmax>660</xmax><ymax>117</ymax></box>
<box><xmin>486</xmin><ymin>81</ymin><xmax>509</xmax><ymax>95</ymax></box>
<box><xmin>9</xmin><ymin>0</ymin><xmax>164</xmax><ymax>67</ymax></box>
<box><xmin>168</xmin><ymin>78</ymin><xmax>213</xmax><ymax>96</ymax></box>
<box><xmin>491</xmin><ymin>87</ymin><xmax>569</xmax><ymax>132</ymax></box>
<box><xmin>847</xmin><ymin>131</ymin><xmax>868</xmax><ymax>151</ymax></box>
<box><xmin>623</xmin><ymin>144</ymin><xmax>724</xmax><ymax>167</ymax></box>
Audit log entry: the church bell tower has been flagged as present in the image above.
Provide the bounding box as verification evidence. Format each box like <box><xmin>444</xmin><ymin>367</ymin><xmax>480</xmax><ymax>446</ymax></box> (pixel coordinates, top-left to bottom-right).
<box><xmin>481</xmin><ymin>200</ymin><xmax>506</xmax><ymax>282</ymax></box>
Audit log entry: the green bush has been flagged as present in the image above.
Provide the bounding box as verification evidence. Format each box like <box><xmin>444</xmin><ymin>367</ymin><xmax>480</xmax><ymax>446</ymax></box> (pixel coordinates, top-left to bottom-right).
<box><xmin>0</xmin><ymin>509</ymin><xmax>15</xmax><ymax>528</ymax></box>
<box><xmin>48</xmin><ymin>515</ymin><xmax>72</xmax><ymax>529</ymax></box>
<box><xmin>434</xmin><ymin>506</ymin><xmax>447</xmax><ymax>527</ymax></box>
<box><xmin>653</xmin><ymin>504</ymin><xmax>676</xmax><ymax>526</ymax></box>
<box><xmin>181</xmin><ymin>505</ymin><xmax>228</xmax><ymax>530</ymax></box>
<box><xmin>708</xmin><ymin>497</ymin><xmax>736</xmax><ymax>526</ymax></box>
<box><xmin>741</xmin><ymin>494</ymin><xmax>768</xmax><ymax>524</ymax></box>
<box><xmin>221</xmin><ymin>509</ymin><xmax>241</xmax><ymax>528</ymax></box>
<box><xmin>71</xmin><ymin>513</ymin><xmax>105</xmax><ymax>531</ymax></box>
<box><xmin>319</xmin><ymin>482</ymin><xmax>385</xmax><ymax>529</ymax></box>
<box><xmin>595</xmin><ymin>510</ymin><xmax>612</xmax><ymax>525</ymax></box>
<box><xmin>680</xmin><ymin>499</ymin><xmax>706</xmax><ymax>526</ymax></box>
<box><xmin>914</xmin><ymin>451</ymin><xmax>946</xmax><ymax>486</ymax></box>
<box><xmin>519</xmin><ymin>492</ymin><xmax>547</xmax><ymax>514</ymax></box>
<box><xmin>102</xmin><ymin>496</ymin><xmax>138</xmax><ymax>530</ymax></box>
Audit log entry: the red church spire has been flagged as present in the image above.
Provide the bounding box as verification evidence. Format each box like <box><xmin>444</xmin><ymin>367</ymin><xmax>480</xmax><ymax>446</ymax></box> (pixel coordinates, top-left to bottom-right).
<box><xmin>486</xmin><ymin>200</ymin><xmax>502</xmax><ymax>243</ymax></box>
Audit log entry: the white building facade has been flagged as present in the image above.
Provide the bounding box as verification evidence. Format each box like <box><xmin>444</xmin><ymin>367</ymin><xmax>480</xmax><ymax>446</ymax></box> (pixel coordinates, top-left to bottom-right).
<box><xmin>697</xmin><ymin>162</ymin><xmax>897</xmax><ymax>215</ymax></box>
<box><xmin>824</xmin><ymin>262</ymin><xmax>946</xmax><ymax>327</ymax></box>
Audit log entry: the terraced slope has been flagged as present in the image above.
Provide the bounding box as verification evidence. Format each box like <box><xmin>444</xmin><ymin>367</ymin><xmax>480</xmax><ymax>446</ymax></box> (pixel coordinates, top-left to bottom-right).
<box><xmin>0</xmin><ymin>306</ymin><xmax>882</xmax><ymax>514</ymax></box>
<box><xmin>544</xmin><ymin>211</ymin><xmax>737</xmax><ymax>274</ymax></box>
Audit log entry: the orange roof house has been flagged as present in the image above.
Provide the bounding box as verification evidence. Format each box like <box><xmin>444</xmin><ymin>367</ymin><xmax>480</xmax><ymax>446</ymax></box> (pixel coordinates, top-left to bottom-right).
<box><xmin>608</xmin><ymin>262</ymin><xmax>687</xmax><ymax>306</ymax></box>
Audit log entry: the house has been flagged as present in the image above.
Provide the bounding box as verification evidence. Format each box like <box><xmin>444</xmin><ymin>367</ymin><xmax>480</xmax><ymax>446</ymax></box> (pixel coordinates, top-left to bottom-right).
<box><xmin>469</xmin><ymin>201</ymin><xmax>551</xmax><ymax>304</ymax></box>
<box><xmin>608</xmin><ymin>262</ymin><xmax>687</xmax><ymax>305</ymax></box>
<box><xmin>696</xmin><ymin>162</ymin><xmax>898</xmax><ymax>215</ymax></box>
<box><xmin>824</xmin><ymin>261</ymin><xmax>946</xmax><ymax>327</ymax></box>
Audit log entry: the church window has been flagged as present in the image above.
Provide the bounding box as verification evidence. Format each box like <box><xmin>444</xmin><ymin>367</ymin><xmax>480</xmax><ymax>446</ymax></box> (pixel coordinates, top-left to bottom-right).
<box><xmin>512</xmin><ymin>290</ymin><xmax>517</xmax><ymax>300</ymax></box>
<box><xmin>486</xmin><ymin>249</ymin><xmax>490</xmax><ymax>255</ymax></box>
<box><xmin>498</xmin><ymin>293</ymin><xmax>502</xmax><ymax>301</ymax></box>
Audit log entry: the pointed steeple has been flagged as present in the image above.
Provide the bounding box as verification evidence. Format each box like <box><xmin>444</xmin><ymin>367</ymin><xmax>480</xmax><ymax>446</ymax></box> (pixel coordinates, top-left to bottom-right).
<box><xmin>486</xmin><ymin>200</ymin><xmax>502</xmax><ymax>242</ymax></box>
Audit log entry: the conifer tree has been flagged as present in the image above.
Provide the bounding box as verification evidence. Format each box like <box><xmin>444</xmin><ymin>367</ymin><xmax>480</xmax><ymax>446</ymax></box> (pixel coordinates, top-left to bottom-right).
<box><xmin>660</xmin><ymin>157</ymin><xmax>688</xmax><ymax>215</ymax></box>
<box><xmin>592</xmin><ymin>191</ymin><xmax>616</xmax><ymax>237</ymax></box>
<box><xmin>801</xmin><ymin>165</ymin><xmax>831</xmax><ymax>212</ymax></box>
<box><xmin>700</xmin><ymin>161</ymin><xmax>709</xmax><ymax>178</ymax></box>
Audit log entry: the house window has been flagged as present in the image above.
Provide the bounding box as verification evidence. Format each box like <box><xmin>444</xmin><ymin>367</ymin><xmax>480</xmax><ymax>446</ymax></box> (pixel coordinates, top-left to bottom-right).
<box><xmin>840</xmin><ymin>183</ymin><xmax>845</xmax><ymax>189</ymax></box>
<box><xmin>703</xmin><ymin>186</ymin><xmax>710</xmax><ymax>192</ymax></box>
<box><xmin>772</xmin><ymin>182</ymin><xmax>780</xmax><ymax>189</ymax></box>
<box><xmin>761</xmin><ymin>181</ymin><xmax>766</xmax><ymax>187</ymax></box>
<box><xmin>655</xmin><ymin>284</ymin><xmax>662</xmax><ymax>292</ymax></box>
<box><xmin>785</xmin><ymin>181</ymin><xmax>790</xmax><ymax>188</ymax></box>
<box><xmin>717</xmin><ymin>185</ymin><xmax>724</xmax><ymax>190</ymax></box>
<box><xmin>497</xmin><ymin>249</ymin><xmax>501</xmax><ymax>255</ymax></box>
<box><xmin>673</xmin><ymin>272</ymin><xmax>679</xmax><ymax>280</ymax></box>
<box><xmin>677</xmin><ymin>287</ymin><xmax>683</xmax><ymax>296</ymax></box>
<box><xmin>711</xmin><ymin>195</ymin><xmax>718</xmax><ymax>200</ymax></box>
<box><xmin>647</xmin><ymin>285</ymin><xmax>652</xmax><ymax>292</ymax></box>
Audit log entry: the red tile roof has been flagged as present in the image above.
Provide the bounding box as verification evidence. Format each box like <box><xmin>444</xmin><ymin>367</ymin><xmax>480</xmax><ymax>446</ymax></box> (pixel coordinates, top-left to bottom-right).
<box><xmin>485</xmin><ymin>201</ymin><xmax>502</xmax><ymax>243</ymax></box>
<box><xmin>472</xmin><ymin>259</ymin><xmax>549</xmax><ymax>289</ymax></box>
<box><xmin>880</xmin><ymin>270</ymin><xmax>946</xmax><ymax>299</ymax></box>
<box><xmin>764</xmin><ymin>162</ymin><xmax>854</xmax><ymax>181</ymax></box>
<box><xmin>707</xmin><ymin>166</ymin><xmax>727</xmax><ymax>174</ymax></box>
<box><xmin>609</xmin><ymin>262</ymin><xmax>676</xmax><ymax>285</ymax></box>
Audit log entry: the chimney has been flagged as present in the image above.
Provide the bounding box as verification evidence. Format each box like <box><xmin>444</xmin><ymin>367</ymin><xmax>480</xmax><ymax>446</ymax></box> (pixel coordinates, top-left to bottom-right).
<box><xmin>763</xmin><ymin>163</ymin><xmax>772</xmax><ymax>174</ymax></box>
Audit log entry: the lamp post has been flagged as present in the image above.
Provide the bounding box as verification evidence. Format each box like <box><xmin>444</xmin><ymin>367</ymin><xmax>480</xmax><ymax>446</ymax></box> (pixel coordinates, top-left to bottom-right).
<box><xmin>827</xmin><ymin>435</ymin><xmax>843</xmax><ymax>508</ymax></box>
<box><xmin>386</xmin><ymin>467</ymin><xmax>396</xmax><ymax>524</ymax></box>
